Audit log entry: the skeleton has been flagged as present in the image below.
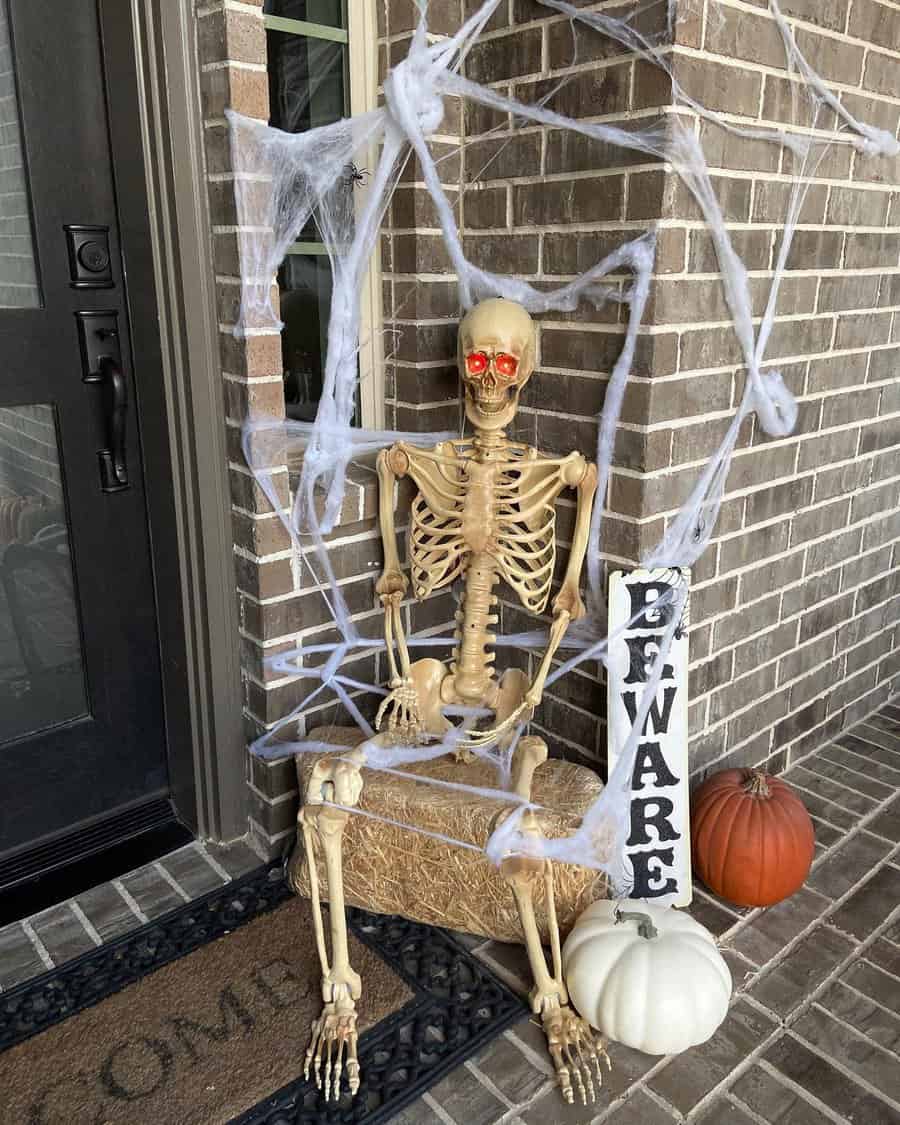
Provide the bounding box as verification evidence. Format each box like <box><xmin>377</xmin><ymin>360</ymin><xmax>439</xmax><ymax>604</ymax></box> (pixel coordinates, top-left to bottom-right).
<box><xmin>301</xmin><ymin>299</ymin><xmax>608</xmax><ymax>1105</ymax></box>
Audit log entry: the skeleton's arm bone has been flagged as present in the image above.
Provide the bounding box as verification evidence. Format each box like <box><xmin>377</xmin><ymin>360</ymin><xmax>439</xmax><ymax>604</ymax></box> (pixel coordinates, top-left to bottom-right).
<box><xmin>375</xmin><ymin>446</ymin><xmax>408</xmax><ymax>588</ymax></box>
<box><xmin>554</xmin><ymin>458</ymin><xmax>598</xmax><ymax>621</ymax></box>
<box><xmin>524</xmin><ymin>460</ymin><xmax>597</xmax><ymax>708</ymax></box>
<box><xmin>375</xmin><ymin>446</ymin><xmax>414</xmax><ymax>686</ymax></box>
<box><xmin>527</xmin><ymin>609</ymin><xmax>572</xmax><ymax>708</ymax></box>
<box><xmin>382</xmin><ymin>594</ymin><xmax>400</xmax><ymax>683</ymax></box>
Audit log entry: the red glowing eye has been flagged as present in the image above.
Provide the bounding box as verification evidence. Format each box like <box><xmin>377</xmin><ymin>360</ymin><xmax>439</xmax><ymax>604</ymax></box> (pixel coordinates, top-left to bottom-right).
<box><xmin>495</xmin><ymin>352</ymin><xmax>519</xmax><ymax>378</ymax></box>
<box><xmin>465</xmin><ymin>352</ymin><xmax>488</xmax><ymax>375</ymax></box>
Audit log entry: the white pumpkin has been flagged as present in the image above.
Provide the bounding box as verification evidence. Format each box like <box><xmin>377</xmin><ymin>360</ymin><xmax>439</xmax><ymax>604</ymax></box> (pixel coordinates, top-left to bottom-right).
<box><xmin>562</xmin><ymin>900</ymin><xmax>732</xmax><ymax>1056</ymax></box>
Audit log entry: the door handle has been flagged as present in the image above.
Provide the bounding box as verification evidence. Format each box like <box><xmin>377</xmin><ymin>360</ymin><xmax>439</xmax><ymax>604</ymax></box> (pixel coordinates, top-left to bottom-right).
<box><xmin>97</xmin><ymin>354</ymin><xmax>129</xmax><ymax>492</ymax></box>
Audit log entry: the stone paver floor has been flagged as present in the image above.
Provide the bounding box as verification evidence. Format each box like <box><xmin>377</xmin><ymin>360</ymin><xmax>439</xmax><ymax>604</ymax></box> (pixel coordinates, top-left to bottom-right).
<box><xmin>408</xmin><ymin>700</ymin><xmax>900</xmax><ymax>1125</ymax></box>
<box><xmin>1</xmin><ymin>700</ymin><xmax>898</xmax><ymax>1124</ymax></box>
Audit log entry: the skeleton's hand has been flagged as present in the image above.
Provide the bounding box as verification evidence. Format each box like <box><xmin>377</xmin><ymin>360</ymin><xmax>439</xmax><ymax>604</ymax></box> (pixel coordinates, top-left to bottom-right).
<box><xmin>376</xmin><ymin>677</ymin><xmax>423</xmax><ymax>741</ymax></box>
<box><xmin>458</xmin><ymin>696</ymin><xmax>536</xmax><ymax>750</ymax></box>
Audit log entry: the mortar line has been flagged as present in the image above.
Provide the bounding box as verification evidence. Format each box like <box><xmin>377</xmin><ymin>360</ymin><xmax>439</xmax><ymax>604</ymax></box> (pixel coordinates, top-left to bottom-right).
<box><xmin>680</xmin><ymin>897</ymin><xmax>900</xmax><ymax>1120</ymax></box>
<box><xmin>809</xmin><ymin>996</ymin><xmax>900</xmax><ymax>1057</ymax></box>
<box><xmin>816</xmin><ymin>742</ymin><xmax>900</xmax><ymax>777</ymax></box>
<box><xmin>789</xmin><ymin>1026</ymin><xmax>900</xmax><ymax>1110</ymax></box>
<box><xmin>744</xmin><ymin>1061</ymin><xmax>851</xmax><ymax>1125</ymax></box>
<box><xmin>68</xmin><ymin>902</ymin><xmax>103</xmax><ymax>948</ymax></box>
<box><xmin>112</xmin><ymin>879</ymin><xmax>149</xmax><ymax>924</ymax></box>
<box><xmin>791</xmin><ymin>758</ymin><xmax>894</xmax><ymax>803</ymax></box>
<box><xmin>20</xmin><ymin>919</ymin><xmax>54</xmax><ymax>971</ymax></box>
<box><xmin>724</xmin><ymin>842</ymin><xmax>900</xmax><ymax>984</ymax></box>
<box><xmin>153</xmin><ymin>862</ymin><xmax>192</xmax><ymax>903</ymax></box>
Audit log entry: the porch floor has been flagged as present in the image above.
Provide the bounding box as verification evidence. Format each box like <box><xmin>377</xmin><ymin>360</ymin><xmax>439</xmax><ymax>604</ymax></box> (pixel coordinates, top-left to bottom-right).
<box><xmin>2</xmin><ymin>700</ymin><xmax>898</xmax><ymax>1124</ymax></box>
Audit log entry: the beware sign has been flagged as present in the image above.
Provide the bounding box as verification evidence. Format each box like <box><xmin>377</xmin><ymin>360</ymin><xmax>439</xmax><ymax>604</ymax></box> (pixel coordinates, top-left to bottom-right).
<box><xmin>607</xmin><ymin>568</ymin><xmax>691</xmax><ymax>907</ymax></box>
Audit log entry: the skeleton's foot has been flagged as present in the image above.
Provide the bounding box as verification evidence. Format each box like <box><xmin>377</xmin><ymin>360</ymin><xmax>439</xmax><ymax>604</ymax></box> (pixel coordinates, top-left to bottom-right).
<box><xmin>304</xmin><ymin>998</ymin><xmax>360</xmax><ymax>1102</ymax></box>
<box><xmin>541</xmin><ymin>1001</ymin><xmax>610</xmax><ymax>1105</ymax></box>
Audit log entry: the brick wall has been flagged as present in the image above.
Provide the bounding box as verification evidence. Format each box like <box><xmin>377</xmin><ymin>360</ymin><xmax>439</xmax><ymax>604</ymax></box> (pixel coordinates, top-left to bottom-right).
<box><xmin>198</xmin><ymin>0</ymin><xmax>898</xmax><ymax>854</ymax></box>
<box><xmin>658</xmin><ymin>0</ymin><xmax>900</xmax><ymax>779</ymax></box>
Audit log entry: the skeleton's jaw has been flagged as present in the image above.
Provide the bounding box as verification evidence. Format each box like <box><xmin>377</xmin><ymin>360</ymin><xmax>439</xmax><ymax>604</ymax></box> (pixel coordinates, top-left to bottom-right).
<box><xmin>464</xmin><ymin>387</ymin><xmax>520</xmax><ymax>432</ymax></box>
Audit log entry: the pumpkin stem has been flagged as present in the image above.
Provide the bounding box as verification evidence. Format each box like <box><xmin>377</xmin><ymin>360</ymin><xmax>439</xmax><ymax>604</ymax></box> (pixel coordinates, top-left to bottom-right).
<box><xmin>743</xmin><ymin>770</ymin><xmax>771</xmax><ymax>798</ymax></box>
<box><xmin>614</xmin><ymin>908</ymin><xmax>658</xmax><ymax>940</ymax></box>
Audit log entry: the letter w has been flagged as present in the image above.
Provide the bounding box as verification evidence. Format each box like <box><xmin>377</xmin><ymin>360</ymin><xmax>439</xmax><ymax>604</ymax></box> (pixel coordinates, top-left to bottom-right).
<box><xmin>622</xmin><ymin>685</ymin><xmax>677</xmax><ymax>736</ymax></box>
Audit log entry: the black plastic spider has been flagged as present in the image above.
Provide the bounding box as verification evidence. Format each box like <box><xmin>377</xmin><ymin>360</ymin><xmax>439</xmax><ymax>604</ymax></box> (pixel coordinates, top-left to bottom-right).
<box><xmin>344</xmin><ymin>162</ymin><xmax>369</xmax><ymax>186</ymax></box>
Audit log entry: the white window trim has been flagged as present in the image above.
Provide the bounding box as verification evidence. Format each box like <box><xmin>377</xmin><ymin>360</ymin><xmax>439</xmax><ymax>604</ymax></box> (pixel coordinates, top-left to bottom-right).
<box><xmin>347</xmin><ymin>2</ymin><xmax>384</xmax><ymax>430</ymax></box>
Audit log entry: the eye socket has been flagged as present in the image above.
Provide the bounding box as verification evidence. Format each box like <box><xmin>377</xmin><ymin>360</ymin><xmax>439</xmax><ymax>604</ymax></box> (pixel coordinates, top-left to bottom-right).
<box><xmin>465</xmin><ymin>351</ymin><xmax>488</xmax><ymax>375</ymax></box>
<box><xmin>495</xmin><ymin>352</ymin><xmax>519</xmax><ymax>378</ymax></box>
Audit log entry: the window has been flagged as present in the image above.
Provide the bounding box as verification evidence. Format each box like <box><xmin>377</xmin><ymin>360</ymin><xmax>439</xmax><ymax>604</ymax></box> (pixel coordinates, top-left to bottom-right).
<box><xmin>263</xmin><ymin>1</ymin><xmax>383</xmax><ymax>428</ymax></box>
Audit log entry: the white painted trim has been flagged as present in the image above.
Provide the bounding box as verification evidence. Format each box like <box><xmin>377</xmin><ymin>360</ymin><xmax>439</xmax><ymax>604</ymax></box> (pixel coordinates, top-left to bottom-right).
<box><xmin>349</xmin><ymin>0</ymin><xmax>385</xmax><ymax>430</ymax></box>
<box><xmin>263</xmin><ymin>13</ymin><xmax>348</xmax><ymax>44</ymax></box>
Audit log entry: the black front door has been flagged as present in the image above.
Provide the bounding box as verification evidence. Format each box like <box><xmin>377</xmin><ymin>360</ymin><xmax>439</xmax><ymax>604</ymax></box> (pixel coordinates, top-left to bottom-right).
<box><xmin>0</xmin><ymin>2</ymin><xmax>173</xmax><ymax>868</ymax></box>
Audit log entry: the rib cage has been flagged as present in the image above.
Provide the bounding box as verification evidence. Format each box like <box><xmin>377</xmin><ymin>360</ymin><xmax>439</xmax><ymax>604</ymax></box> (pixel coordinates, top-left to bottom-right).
<box><xmin>409</xmin><ymin>443</ymin><xmax>468</xmax><ymax>598</ymax></box>
<box><xmin>410</xmin><ymin>492</ymin><xmax>465</xmax><ymax>595</ymax></box>
<box><xmin>406</xmin><ymin>439</ymin><xmax>572</xmax><ymax>615</ymax></box>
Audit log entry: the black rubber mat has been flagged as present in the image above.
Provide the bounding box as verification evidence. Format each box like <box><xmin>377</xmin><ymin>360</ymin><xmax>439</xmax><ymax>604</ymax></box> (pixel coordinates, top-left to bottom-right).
<box><xmin>0</xmin><ymin>861</ymin><xmax>526</xmax><ymax>1124</ymax></box>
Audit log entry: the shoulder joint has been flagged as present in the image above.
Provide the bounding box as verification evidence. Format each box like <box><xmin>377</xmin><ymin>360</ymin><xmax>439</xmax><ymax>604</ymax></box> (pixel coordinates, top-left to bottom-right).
<box><xmin>562</xmin><ymin>453</ymin><xmax>590</xmax><ymax>488</ymax></box>
<box><xmin>384</xmin><ymin>444</ymin><xmax>410</xmax><ymax>477</ymax></box>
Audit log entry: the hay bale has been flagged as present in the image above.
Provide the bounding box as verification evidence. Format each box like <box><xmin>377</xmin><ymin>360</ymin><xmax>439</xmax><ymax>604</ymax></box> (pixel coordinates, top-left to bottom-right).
<box><xmin>287</xmin><ymin>727</ymin><xmax>609</xmax><ymax>944</ymax></box>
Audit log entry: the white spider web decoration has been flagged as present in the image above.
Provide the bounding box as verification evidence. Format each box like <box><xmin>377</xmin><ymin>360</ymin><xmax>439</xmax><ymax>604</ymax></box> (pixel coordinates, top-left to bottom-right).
<box><xmin>230</xmin><ymin>0</ymin><xmax>898</xmax><ymax>898</ymax></box>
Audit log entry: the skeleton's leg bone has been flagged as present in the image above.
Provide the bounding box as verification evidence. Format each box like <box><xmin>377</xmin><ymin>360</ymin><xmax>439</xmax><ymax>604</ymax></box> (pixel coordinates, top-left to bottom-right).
<box><xmin>502</xmin><ymin>851</ymin><xmax>566</xmax><ymax>1011</ymax></box>
<box><xmin>301</xmin><ymin>812</ymin><xmax>330</xmax><ymax>978</ymax></box>
<box><xmin>502</xmin><ymin>811</ymin><xmax>608</xmax><ymax>1105</ymax></box>
<box><xmin>301</xmin><ymin>763</ymin><xmax>364</xmax><ymax>1103</ymax></box>
<box><xmin>510</xmin><ymin>734</ymin><xmax>548</xmax><ymax>800</ymax></box>
<box><xmin>315</xmin><ymin>807</ymin><xmax>362</xmax><ymax>1003</ymax></box>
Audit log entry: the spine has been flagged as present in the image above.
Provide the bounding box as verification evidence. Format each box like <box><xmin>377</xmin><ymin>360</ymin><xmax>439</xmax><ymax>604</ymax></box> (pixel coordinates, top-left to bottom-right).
<box><xmin>451</xmin><ymin>552</ymin><xmax>499</xmax><ymax>702</ymax></box>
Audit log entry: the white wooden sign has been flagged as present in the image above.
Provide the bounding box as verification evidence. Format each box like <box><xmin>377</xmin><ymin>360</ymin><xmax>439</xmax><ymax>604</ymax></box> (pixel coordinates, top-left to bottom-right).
<box><xmin>607</xmin><ymin>568</ymin><xmax>691</xmax><ymax>907</ymax></box>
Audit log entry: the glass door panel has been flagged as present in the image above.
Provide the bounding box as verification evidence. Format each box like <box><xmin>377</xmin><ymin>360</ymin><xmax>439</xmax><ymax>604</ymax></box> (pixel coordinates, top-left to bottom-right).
<box><xmin>0</xmin><ymin>404</ymin><xmax>86</xmax><ymax>741</ymax></box>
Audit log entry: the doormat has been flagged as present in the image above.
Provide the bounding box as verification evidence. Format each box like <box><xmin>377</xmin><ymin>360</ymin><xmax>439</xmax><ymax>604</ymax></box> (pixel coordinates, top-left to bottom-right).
<box><xmin>0</xmin><ymin>862</ymin><xmax>525</xmax><ymax>1124</ymax></box>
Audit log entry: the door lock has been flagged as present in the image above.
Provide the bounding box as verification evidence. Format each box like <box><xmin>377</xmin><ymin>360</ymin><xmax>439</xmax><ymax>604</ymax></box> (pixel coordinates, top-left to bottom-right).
<box><xmin>77</xmin><ymin>240</ymin><xmax>110</xmax><ymax>274</ymax></box>
<box><xmin>64</xmin><ymin>224</ymin><xmax>114</xmax><ymax>288</ymax></box>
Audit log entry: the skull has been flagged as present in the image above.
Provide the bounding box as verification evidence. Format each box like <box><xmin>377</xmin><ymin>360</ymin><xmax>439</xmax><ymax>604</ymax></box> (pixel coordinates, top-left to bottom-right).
<box><xmin>458</xmin><ymin>298</ymin><xmax>536</xmax><ymax>431</ymax></box>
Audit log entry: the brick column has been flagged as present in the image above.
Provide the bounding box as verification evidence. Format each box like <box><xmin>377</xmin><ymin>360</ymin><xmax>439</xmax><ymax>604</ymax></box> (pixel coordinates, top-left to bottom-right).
<box><xmin>649</xmin><ymin>2</ymin><xmax>899</xmax><ymax>779</ymax></box>
<box><xmin>196</xmin><ymin>0</ymin><xmax>296</xmax><ymax>852</ymax></box>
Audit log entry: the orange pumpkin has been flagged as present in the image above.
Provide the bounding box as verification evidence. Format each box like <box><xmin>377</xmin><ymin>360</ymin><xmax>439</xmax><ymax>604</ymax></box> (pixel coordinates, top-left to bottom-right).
<box><xmin>690</xmin><ymin>769</ymin><xmax>815</xmax><ymax>907</ymax></box>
